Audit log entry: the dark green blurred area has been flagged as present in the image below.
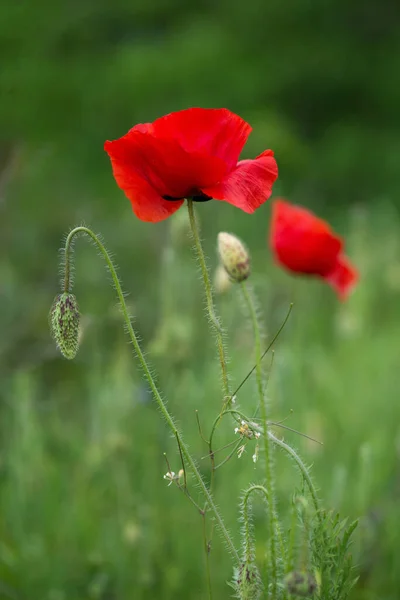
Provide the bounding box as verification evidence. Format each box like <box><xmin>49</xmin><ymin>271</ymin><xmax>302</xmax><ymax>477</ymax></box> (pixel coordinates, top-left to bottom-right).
<box><xmin>2</xmin><ymin>0</ymin><xmax>400</xmax><ymax>206</ymax></box>
<box><xmin>1</xmin><ymin>1</ymin><xmax>400</xmax><ymax>599</ymax></box>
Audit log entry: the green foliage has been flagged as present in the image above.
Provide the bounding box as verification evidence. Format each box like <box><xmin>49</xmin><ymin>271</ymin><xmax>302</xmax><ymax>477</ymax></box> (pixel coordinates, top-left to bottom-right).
<box><xmin>1</xmin><ymin>0</ymin><xmax>400</xmax><ymax>205</ymax></box>
<box><xmin>311</xmin><ymin>512</ymin><xmax>359</xmax><ymax>600</ymax></box>
<box><xmin>1</xmin><ymin>1</ymin><xmax>400</xmax><ymax>597</ymax></box>
<box><xmin>1</xmin><ymin>204</ymin><xmax>400</xmax><ymax>598</ymax></box>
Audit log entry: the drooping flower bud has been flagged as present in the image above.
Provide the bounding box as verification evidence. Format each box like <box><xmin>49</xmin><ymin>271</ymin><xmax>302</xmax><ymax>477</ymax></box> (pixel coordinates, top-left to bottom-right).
<box><xmin>49</xmin><ymin>293</ymin><xmax>80</xmax><ymax>360</ymax></box>
<box><xmin>284</xmin><ymin>571</ymin><xmax>317</xmax><ymax>597</ymax></box>
<box><xmin>217</xmin><ymin>232</ymin><xmax>250</xmax><ymax>283</ymax></box>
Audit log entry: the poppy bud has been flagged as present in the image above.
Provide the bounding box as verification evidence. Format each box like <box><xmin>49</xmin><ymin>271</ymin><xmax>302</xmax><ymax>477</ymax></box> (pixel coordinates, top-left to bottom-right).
<box><xmin>217</xmin><ymin>232</ymin><xmax>250</xmax><ymax>283</ymax></box>
<box><xmin>214</xmin><ymin>263</ymin><xmax>232</xmax><ymax>294</ymax></box>
<box><xmin>284</xmin><ymin>571</ymin><xmax>317</xmax><ymax>597</ymax></box>
<box><xmin>49</xmin><ymin>293</ymin><xmax>80</xmax><ymax>360</ymax></box>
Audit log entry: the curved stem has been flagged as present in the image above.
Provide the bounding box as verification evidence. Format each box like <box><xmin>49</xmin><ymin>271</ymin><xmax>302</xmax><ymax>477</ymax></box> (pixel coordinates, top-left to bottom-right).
<box><xmin>268</xmin><ymin>431</ymin><xmax>321</xmax><ymax>519</ymax></box>
<box><xmin>186</xmin><ymin>200</ymin><xmax>230</xmax><ymax>400</ymax></box>
<box><xmin>242</xmin><ymin>485</ymin><xmax>270</xmax><ymax>563</ymax></box>
<box><xmin>241</xmin><ymin>282</ymin><xmax>278</xmax><ymax>597</ymax></box>
<box><xmin>209</xmin><ymin>409</ymin><xmax>247</xmax><ymax>450</ymax></box>
<box><xmin>62</xmin><ymin>226</ymin><xmax>240</xmax><ymax>564</ymax></box>
<box><xmin>241</xmin><ymin>485</ymin><xmax>286</xmax><ymax>595</ymax></box>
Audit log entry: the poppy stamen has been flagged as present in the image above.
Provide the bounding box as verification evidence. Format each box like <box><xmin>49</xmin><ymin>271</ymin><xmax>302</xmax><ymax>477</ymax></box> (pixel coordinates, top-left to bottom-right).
<box><xmin>163</xmin><ymin>193</ymin><xmax>213</xmax><ymax>203</ymax></box>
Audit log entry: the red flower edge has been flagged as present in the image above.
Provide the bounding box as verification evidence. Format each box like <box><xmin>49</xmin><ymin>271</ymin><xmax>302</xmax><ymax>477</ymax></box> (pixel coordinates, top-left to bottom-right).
<box><xmin>105</xmin><ymin>108</ymin><xmax>278</xmax><ymax>222</ymax></box>
<box><xmin>269</xmin><ymin>199</ymin><xmax>358</xmax><ymax>300</ymax></box>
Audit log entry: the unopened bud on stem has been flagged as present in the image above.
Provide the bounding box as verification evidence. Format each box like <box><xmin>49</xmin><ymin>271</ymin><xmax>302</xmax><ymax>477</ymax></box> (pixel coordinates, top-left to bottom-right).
<box><xmin>214</xmin><ymin>263</ymin><xmax>232</xmax><ymax>294</ymax></box>
<box><xmin>284</xmin><ymin>571</ymin><xmax>317</xmax><ymax>597</ymax></box>
<box><xmin>49</xmin><ymin>293</ymin><xmax>80</xmax><ymax>359</ymax></box>
<box><xmin>217</xmin><ymin>232</ymin><xmax>250</xmax><ymax>282</ymax></box>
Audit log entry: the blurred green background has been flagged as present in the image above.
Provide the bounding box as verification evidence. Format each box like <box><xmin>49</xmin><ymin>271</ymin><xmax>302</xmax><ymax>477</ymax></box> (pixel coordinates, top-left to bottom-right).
<box><xmin>1</xmin><ymin>0</ymin><xmax>400</xmax><ymax>598</ymax></box>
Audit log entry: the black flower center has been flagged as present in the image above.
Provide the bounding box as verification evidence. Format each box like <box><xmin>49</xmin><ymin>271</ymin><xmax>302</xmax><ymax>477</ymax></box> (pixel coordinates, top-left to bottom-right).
<box><xmin>163</xmin><ymin>193</ymin><xmax>212</xmax><ymax>203</ymax></box>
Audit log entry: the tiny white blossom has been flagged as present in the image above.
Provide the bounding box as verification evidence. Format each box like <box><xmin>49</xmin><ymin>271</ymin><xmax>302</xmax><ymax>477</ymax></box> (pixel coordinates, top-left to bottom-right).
<box><xmin>255</xmin><ymin>432</ymin><xmax>261</xmax><ymax>439</ymax></box>
<box><xmin>231</xmin><ymin>395</ymin><xmax>237</xmax><ymax>404</ymax></box>
<box><xmin>234</xmin><ymin>427</ymin><xmax>239</xmax><ymax>434</ymax></box>
<box><xmin>237</xmin><ymin>444</ymin><xmax>246</xmax><ymax>458</ymax></box>
<box><xmin>163</xmin><ymin>471</ymin><xmax>176</xmax><ymax>486</ymax></box>
<box><xmin>252</xmin><ymin>445</ymin><xmax>259</xmax><ymax>463</ymax></box>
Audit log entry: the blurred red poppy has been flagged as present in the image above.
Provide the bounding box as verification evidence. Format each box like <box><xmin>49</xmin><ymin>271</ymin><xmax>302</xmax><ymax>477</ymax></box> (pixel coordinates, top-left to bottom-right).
<box><xmin>270</xmin><ymin>199</ymin><xmax>358</xmax><ymax>300</ymax></box>
<box><xmin>104</xmin><ymin>108</ymin><xmax>278</xmax><ymax>222</ymax></box>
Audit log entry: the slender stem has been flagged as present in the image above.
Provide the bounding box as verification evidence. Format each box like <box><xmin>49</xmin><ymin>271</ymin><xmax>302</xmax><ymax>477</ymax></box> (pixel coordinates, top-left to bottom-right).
<box><xmin>62</xmin><ymin>226</ymin><xmax>240</xmax><ymax>564</ymax></box>
<box><xmin>241</xmin><ymin>485</ymin><xmax>286</xmax><ymax>599</ymax></box>
<box><xmin>288</xmin><ymin>500</ymin><xmax>297</xmax><ymax>573</ymax></box>
<box><xmin>214</xmin><ymin>439</ymin><xmax>243</xmax><ymax>470</ymax></box>
<box><xmin>175</xmin><ymin>432</ymin><xmax>187</xmax><ymax>489</ymax></box>
<box><xmin>241</xmin><ymin>282</ymin><xmax>265</xmax><ymax>408</ymax></box>
<box><xmin>186</xmin><ymin>200</ymin><xmax>230</xmax><ymax>400</ymax></box>
<box><xmin>267</xmin><ymin>431</ymin><xmax>321</xmax><ymax>519</ymax></box>
<box><xmin>242</xmin><ymin>485</ymin><xmax>270</xmax><ymax>563</ymax></box>
<box><xmin>186</xmin><ymin>201</ymin><xmax>233</xmax><ymax>569</ymax></box>
<box><xmin>241</xmin><ymin>282</ymin><xmax>278</xmax><ymax>598</ymax></box>
<box><xmin>202</xmin><ymin>513</ymin><xmax>213</xmax><ymax>600</ymax></box>
<box><xmin>232</xmin><ymin>304</ymin><xmax>293</xmax><ymax>400</ymax></box>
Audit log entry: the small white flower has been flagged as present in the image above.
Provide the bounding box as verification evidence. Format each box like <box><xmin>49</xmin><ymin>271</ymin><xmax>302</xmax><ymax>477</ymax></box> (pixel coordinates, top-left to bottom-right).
<box><xmin>254</xmin><ymin>432</ymin><xmax>261</xmax><ymax>439</ymax></box>
<box><xmin>237</xmin><ymin>444</ymin><xmax>246</xmax><ymax>458</ymax></box>
<box><xmin>234</xmin><ymin>427</ymin><xmax>239</xmax><ymax>434</ymax></box>
<box><xmin>231</xmin><ymin>395</ymin><xmax>237</xmax><ymax>404</ymax></box>
<box><xmin>252</xmin><ymin>445</ymin><xmax>259</xmax><ymax>463</ymax></box>
<box><xmin>163</xmin><ymin>471</ymin><xmax>176</xmax><ymax>486</ymax></box>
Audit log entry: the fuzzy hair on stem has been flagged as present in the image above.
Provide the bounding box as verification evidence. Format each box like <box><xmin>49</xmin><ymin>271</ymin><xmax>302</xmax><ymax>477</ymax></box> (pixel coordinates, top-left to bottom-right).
<box><xmin>58</xmin><ymin>225</ymin><xmax>240</xmax><ymax>565</ymax></box>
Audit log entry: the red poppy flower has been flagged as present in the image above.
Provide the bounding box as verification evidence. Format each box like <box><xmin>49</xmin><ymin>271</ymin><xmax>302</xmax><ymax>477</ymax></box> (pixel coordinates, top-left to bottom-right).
<box><xmin>270</xmin><ymin>199</ymin><xmax>358</xmax><ymax>300</ymax></box>
<box><xmin>104</xmin><ymin>108</ymin><xmax>278</xmax><ymax>222</ymax></box>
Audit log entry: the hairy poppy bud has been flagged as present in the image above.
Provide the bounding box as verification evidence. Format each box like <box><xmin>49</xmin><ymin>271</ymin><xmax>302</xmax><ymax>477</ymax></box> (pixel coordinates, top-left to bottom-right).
<box><xmin>217</xmin><ymin>232</ymin><xmax>250</xmax><ymax>283</ymax></box>
<box><xmin>49</xmin><ymin>293</ymin><xmax>80</xmax><ymax>360</ymax></box>
<box><xmin>284</xmin><ymin>571</ymin><xmax>317</xmax><ymax>597</ymax></box>
<box><xmin>214</xmin><ymin>263</ymin><xmax>232</xmax><ymax>294</ymax></box>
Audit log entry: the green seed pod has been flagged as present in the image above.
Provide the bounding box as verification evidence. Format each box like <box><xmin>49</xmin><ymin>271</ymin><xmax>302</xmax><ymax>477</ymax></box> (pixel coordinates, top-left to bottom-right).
<box><xmin>49</xmin><ymin>293</ymin><xmax>80</xmax><ymax>360</ymax></box>
<box><xmin>284</xmin><ymin>571</ymin><xmax>317</xmax><ymax>597</ymax></box>
<box><xmin>217</xmin><ymin>232</ymin><xmax>250</xmax><ymax>283</ymax></box>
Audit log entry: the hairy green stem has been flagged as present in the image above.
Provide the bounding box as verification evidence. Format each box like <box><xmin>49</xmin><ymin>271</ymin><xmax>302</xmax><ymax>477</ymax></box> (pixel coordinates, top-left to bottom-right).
<box><xmin>241</xmin><ymin>282</ymin><xmax>278</xmax><ymax>598</ymax></box>
<box><xmin>187</xmin><ymin>200</ymin><xmax>230</xmax><ymax>400</ymax></box>
<box><xmin>268</xmin><ymin>431</ymin><xmax>320</xmax><ymax>518</ymax></box>
<box><xmin>186</xmin><ymin>200</ymin><xmax>232</xmax><ymax>573</ymax></box>
<box><xmin>242</xmin><ymin>485</ymin><xmax>270</xmax><ymax>564</ymax></box>
<box><xmin>62</xmin><ymin>226</ymin><xmax>240</xmax><ymax>564</ymax></box>
<box><xmin>202</xmin><ymin>513</ymin><xmax>213</xmax><ymax>600</ymax></box>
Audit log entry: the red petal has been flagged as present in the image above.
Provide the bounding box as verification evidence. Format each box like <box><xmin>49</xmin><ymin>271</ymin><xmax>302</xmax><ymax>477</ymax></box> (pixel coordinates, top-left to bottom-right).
<box><xmin>151</xmin><ymin>108</ymin><xmax>251</xmax><ymax>171</ymax></box>
<box><xmin>130</xmin><ymin>122</ymin><xmax>153</xmax><ymax>134</ymax></box>
<box><xmin>202</xmin><ymin>150</ymin><xmax>278</xmax><ymax>213</ymax></box>
<box><xmin>324</xmin><ymin>255</ymin><xmax>359</xmax><ymax>300</ymax></box>
<box><xmin>104</xmin><ymin>139</ymin><xmax>184</xmax><ymax>222</ymax></box>
<box><xmin>270</xmin><ymin>200</ymin><xmax>342</xmax><ymax>276</ymax></box>
<box><xmin>105</xmin><ymin>130</ymin><xmax>227</xmax><ymax>199</ymax></box>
